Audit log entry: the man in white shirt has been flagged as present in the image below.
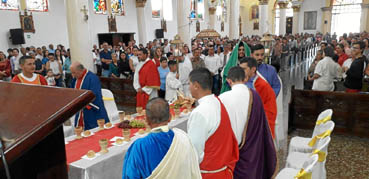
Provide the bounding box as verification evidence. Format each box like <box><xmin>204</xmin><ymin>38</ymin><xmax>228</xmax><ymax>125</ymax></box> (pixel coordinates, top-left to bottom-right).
<box><xmin>204</xmin><ymin>45</ymin><xmax>222</xmax><ymax>95</ymax></box>
<box><xmin>187</xmin><ymin>68</ymin><xmax>238</xmax><ymax>179</ymax></box>
<box><xmin>10</xmin><ymin>48</ymin><xmax>21</xmax><ymax>75</ymax></box>
<box><xmin>163</xmin><ymin>39</ymin><xmax>170</xmax><ymax>54</ymax></box>
<box><xmin>311</xmin><ymin>47</ymin><xmax>340</xmax><ymax>91</ymax></box>
<box><xmin>178</xmin><ymin>54</ymin><xmax>193</xmax><ymax>97</ymax></box>
<box><xmin>165</xmin><ymin>60</ymin><xmax>183</xmax><ymax>102</ymax></box>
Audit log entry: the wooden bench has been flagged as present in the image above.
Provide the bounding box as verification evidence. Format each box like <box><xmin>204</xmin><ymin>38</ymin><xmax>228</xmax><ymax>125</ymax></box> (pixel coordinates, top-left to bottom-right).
<box><xmin>99</xmin><ymin>77</ymin><xmax>136</xmax><ymax>110</ymax></box>
<box><xmin>289</xmin><ymin>86</ymin><xmax>369</xmax><ymax>138</ymax></box>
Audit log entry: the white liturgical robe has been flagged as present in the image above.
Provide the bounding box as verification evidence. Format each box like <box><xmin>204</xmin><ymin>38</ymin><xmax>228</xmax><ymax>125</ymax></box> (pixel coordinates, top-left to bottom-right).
<box><xmin>187</xmin><ymin>94</ymin><xmax>221</xmax><ymax>163</ymax></box>
<box><xmin>165</xmin><ymin>71</ymin><xmax>183</xmax><ymax>102</ymax></box>
<box><xmin>219</xmin><ymin>84</ymin><xmax>250</xmax><ymax>145</ymax></box>
<box><xmin>178</xmin><ymin>56</ymin><xmax>193</xmax><ymax>97</ymax></box>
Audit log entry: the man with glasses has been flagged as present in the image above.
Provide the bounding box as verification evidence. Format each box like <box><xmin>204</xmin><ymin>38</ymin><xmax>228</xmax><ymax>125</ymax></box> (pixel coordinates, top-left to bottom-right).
<box><xmin>344</xmin><ymin>41</ymin><xmax>368</xmax><ymax>93</ymax></box>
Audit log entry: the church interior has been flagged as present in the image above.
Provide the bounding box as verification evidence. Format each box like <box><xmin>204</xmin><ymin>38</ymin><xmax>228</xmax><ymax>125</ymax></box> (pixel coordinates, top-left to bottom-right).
<box><xmin>0</xmin><ymin>0</ymin><xmax>369</xmax><ymax>178</ymax></box>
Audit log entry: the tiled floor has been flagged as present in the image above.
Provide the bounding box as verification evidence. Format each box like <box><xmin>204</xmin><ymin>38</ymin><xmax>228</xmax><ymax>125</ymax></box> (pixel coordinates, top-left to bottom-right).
<box><xmin>287</xmin><ymin>129</ymin><xmax>369</xmax><ymax>179</ymax></box>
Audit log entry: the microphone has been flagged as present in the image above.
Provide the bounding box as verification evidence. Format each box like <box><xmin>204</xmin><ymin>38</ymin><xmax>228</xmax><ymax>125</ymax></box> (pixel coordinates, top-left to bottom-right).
<box><xmin>0</xmin><ymin>139</ymin><xmax>11</xmax><ymax>179</ymax></box>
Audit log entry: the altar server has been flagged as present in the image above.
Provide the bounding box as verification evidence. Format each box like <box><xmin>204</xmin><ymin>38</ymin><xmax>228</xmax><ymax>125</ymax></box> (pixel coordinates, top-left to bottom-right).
<box><xmin>165</xmin><ymin>60</ymin><xmax>183</xmax><ymax>102</ymax></box>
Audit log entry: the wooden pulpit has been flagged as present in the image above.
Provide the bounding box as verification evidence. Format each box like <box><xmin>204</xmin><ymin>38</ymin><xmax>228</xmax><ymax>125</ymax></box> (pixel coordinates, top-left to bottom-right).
<box><xmin>0</xmin><ymin>82</ymin><xmax>95</xmax><ymax>179</ymax></box>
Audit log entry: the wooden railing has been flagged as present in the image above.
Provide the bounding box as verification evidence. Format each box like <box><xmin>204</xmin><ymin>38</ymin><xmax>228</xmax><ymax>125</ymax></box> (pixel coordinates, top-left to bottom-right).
<box><xmin>289</xmin><ymin>86</ymin><xmax>369</xmax><ymax>138</ymax></box>
<box><xmin>99</xmin><ymin>77</ymin><xmax>136</xmax><ymax>107</ymax></box>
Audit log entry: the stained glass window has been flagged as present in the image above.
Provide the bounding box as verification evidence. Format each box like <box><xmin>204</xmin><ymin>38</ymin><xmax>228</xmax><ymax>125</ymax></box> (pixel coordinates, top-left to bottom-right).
<box><xmin>0</xmin><ymin>0</ymin><xmax>19</xmax><ymax>10</ymax></box>
<box><xmin>190</xmin><ymin>0</ymin><xmax>196</xmax><ymax>19</ymax></box>
<box><xmin>94</xmin><ymin>0</ymin><xmax>107</xmax><ymax>14</ymax></box>
<box><xmin>27</xmin><ymin>0</ymin><xmax>48</xmax><ymax>12</ymax></box>
<box><xmin>197</xmin><ymin>0</ymin><xmax>204</xmax><ymax>19</ymax></box>
<box><xmin>111</xmin><ymin>0</ymin><xmax>124</xmax><ymax>15</ymax></box>
<box><xmin>151</xmin><ymin>0</ymin><xmax>161</xmax><ymax>18</ymax></box>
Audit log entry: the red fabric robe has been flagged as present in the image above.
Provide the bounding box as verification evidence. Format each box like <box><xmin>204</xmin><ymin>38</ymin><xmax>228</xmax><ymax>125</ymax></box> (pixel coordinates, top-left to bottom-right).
<box><xmin>11</xmin><ymin>73</ymin><xmax>47</xmax><ymax>86</ymax></box>
<box><xmin>200</xmin><ymin>97</ymin><xmax>239</xmax><ymax>179</ymax></box>
<box><xmin>254</xmin><ymin>75</ymin><xmax>277</xmax><ymax>139</ymax></box>
<box><xmin>136</xmin><ymin>59</ymin><xmax>161</xmax><ymax>109</ymax></box>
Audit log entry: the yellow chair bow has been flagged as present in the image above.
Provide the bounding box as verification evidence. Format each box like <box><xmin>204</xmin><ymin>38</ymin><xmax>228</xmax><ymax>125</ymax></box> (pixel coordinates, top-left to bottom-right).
<box><xmin>308</xmin><ymin>130</ymin><xmax>332</xmax><ymax>147</ymax></box>
<box><xmin>294</xmin><ymin>169</ymin><xmax>312</xmax><ymax>179</ymax></box>
<box><xmin>316</xmin><ymin>116</ymin><xmax>331</xmax><ymax>125</ymax></box>
<box><xmin>311</xmin><ymin>149</ymin><xmax>327</xmax><ymax>162</ymax></box>
<box><xmin>103</xmin><ymin>97</ymin><xmax>114</xmax><ymax>101</ymax></box>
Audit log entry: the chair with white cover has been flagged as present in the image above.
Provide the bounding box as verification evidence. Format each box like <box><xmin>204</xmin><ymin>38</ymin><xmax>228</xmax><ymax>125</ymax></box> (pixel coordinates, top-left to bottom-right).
<box><xmin>286</xmin><ymin>136</ymin><xmax>331</xmax><ymax>179</ymax></box>
<box><xmin>288</xmin><ymin>109</ymin><xmax>333</xmax><ymax>154</ymax></box>
<box><xmin>102</xmin><ymin>89</ymin><xmax>121</xmax><ymax>123</ymax></box>
<box><xmin>276</xmin><ymin>154</ymin><xmax>319</xmax><ymax>179</ymax></box>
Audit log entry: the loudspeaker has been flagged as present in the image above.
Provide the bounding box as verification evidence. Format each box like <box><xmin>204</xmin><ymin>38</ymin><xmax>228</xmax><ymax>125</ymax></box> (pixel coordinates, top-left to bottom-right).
<box><xmin>10</xmin><ymin>29</ymin><xmax>25</xmax><ymax>45</ymax></box>
<box><xmin>155</xmin><ymin>29</ymin><xmax>164</xmax><ymax>39</ymax></box>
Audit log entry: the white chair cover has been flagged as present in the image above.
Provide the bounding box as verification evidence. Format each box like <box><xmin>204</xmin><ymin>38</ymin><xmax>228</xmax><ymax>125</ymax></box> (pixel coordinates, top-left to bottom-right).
<box><xmin>276</xmin><ymin>154</ymin><xmax>319</xmax><ymax>179</ymax></box>
<box><xmin>63</xmin><ymin>115</ymin><xmax>75</xmax><ymax>138</ymax></box>
<box><xmin>275</xmin><ymin>76</ymin><xmax>286</xmax><ymax>150</ymax></box>
<box><xmin>288</xmin><ymin>109</ymin><xmax>333</xmax><ymax>154</ymax></box>
<box><xmin>286</xmin><ymin>137</ymin><xmax>331</xmax><ymax>179</ymax></box>
<box><xmin>102</xmin><ymin>89</ymin><xmax>121</xmax><ymax>123</ymax></box>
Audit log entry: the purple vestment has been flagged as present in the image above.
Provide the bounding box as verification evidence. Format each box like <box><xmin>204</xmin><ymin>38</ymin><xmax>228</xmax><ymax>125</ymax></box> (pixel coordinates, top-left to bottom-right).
<box><xmin>234</xmin><ymin>89</ymin><xmax>278</xmax><ymax>179</ymax></box>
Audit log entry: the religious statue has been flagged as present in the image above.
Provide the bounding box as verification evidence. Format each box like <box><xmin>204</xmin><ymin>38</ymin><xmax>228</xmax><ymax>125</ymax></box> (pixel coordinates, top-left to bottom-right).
<box><xmin>221</xmin><ymin>21</ymin><xmax>224</xmax><ymax>32</ymax></box>
<box><xmin>239</xmin><ymin>16</ymin><xmax>242</xmax><ymax>36</ymax></box>
<box><xmin>19</xmin><ymin>11</ymin><xmax>35</xmax><ymax>33</ymax></box>
<box><xmin>196</xmin><ymin>20</ymin><xmax>200</xmax><ymax>32</ymax></box>
<box><xmin>108</xmin><ymin>15</ymin><xmax>117</xmax><ymax>32</ymax></box>
<box><xmin>161</xmin><ymin>19</ymin><xmax>167</xmax><ymax>32</ymax></box>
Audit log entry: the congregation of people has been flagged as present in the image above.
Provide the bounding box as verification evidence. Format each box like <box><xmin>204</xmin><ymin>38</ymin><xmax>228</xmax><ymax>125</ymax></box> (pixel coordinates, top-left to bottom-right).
<box><xmin>1</xmin><ymin>30</ymin><xmax>369</xmax><ymax>178</ymax></box>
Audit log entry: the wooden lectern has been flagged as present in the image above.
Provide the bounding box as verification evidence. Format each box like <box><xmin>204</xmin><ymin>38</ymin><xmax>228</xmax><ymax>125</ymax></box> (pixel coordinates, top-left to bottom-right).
<box><xmin>0</xmin><ymin>82</ymin><xmax>95</xmax><ymax>179</ymax></box>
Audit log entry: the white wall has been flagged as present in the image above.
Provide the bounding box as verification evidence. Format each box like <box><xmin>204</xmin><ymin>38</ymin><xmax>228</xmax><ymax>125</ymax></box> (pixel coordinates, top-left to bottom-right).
<box><xmin>298</xmin><ymin>0</ymin><xmax>325</xmax><ymax>34</ymax></box>
<box><xmin>0</xmin><ymin>0</ymin><xmax>68</xmax><ymax>52</ymax></box>
<box><xmin>0</xmin><ymin>0</ymin><xmax>234</xmax><ymax>53</ymax></box>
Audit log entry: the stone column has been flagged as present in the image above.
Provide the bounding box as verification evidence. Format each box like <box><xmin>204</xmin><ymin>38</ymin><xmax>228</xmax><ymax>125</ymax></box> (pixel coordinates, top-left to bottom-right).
<box><xmin>65</xmin><ymin>0</ymin><xmax>94</xmax><ymax>71</ymax></box>
<box><xmin>278</xmin><ymin>1</ymin><xmax>288</xmax><ymax>35</ymax></box>
<box><xmin>292</xmin><ymin>5</ymin><xmax>300</xmax><ymax>35</ymax></box>
<box><xmin>229</xmin><ymin>0</ymin><xmax>240</xmax><ymax>39</ymax></box>
<box><xmin>136</xmin><ymin>0</ymin><xmax>148</xmax><ymax>45</ymax></box>
<box><xmin>360</xmin><ymin>3</ymin><xmax>369</xmax><ymax>32</ymax></box>
<box><xmin>177</xmin><ymin>0</ymin><xmax>191</xmax><ymax>46</ymax></box>
<box><xmin>321</xmin><ymin>7</ymin><xmax>332</xmax><ymax>34</ymax></box>
<box><xmin>259</xmin><ymin>0</ymin><xmax>269</xmax><ymax>35</ymax></box>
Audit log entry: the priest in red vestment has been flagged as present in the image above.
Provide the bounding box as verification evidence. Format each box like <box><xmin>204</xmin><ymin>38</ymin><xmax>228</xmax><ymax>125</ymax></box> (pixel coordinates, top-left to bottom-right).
<box><xmin>136</xmin><ymin>48</ymin><xmax>161</xmax><ymax>109</ymax></box>
<box><xmin>240</xmin><ymin>57</ymin><xmax>277</xmax><ymax>139</ymax></box>
<box><xmin>187</xmin><ymin>68</ymin><xmax>239</xmax><ymax>179</ymax></box>
<box><xmin>11</xmin><ymin>56</ymin><xmax>47</xmax><ymax>85</ymax></box>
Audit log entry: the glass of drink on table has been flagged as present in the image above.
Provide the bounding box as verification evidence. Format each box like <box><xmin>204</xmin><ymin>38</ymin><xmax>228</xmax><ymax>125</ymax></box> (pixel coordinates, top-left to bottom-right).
<box><xmin>122</xmin><ymin>129</ymin><xmax>131</xmax><ymax>142</ymax></box>
<box><xmin>75</xmin><ymin>126</ymin><xmax>83</xmax><ymax>139</ymax></box>
<box><xmin>97</xmin><ymin>119</ymin><xmax>105</xmax><ymax>130</ymax></box>
<box><xmin>119</xmin><ymin>111</ymin><xmax>125</xmax><ymax>122</ymax></box>
<box><xmin>136</xmin><ymin>107</ymin><xmax>143</xmax><ymax>115</ymax></box>
<box><xmin>99</xmin><ymin>139</ymin><xmax>109</xmax><ymax>154</ymax></box>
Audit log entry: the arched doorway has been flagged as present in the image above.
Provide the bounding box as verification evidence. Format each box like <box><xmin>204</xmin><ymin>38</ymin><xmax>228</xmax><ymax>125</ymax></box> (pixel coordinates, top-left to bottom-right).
<box><xmin>331</xmin><ymin>0</ymin><xmax>362</xmax><ymax>37</ymax></box>
<box><xmin>274</xmin><ymin>1</ymin><xmax>293</xmax><ymax>35</ymax></box>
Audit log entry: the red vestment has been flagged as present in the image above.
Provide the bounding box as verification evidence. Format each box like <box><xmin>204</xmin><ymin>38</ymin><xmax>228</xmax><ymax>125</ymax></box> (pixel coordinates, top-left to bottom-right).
<box><xmin>11</xmin><ymin>73</ymin><xmax>47</xmax><ymax>86</ymax></box>
<box><xmin>200</xmin><ymin>97</ymin><xmax>239</xmax><ymax>179</ymax></box>
<box><xmin>254</xmin><ymin>75</ymin><xmax>277</xmax><ymax>139</ymax></box>
<box><xmin>136</xmin><ymin>59</ymin><xmax>160</xmax><ymax>109</ymax></box>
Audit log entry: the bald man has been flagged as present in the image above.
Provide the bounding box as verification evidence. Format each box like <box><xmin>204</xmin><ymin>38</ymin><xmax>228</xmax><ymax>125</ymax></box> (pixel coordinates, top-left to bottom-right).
<box><xmin>70</xmin><ymin>62</ymin><xmax>109</xmax><ymax>130</ymax></box>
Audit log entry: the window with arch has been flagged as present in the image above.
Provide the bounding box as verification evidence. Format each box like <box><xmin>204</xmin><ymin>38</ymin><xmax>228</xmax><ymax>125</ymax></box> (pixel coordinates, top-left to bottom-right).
<box><xmin>0</xmin><ymin>0</ymin><xmax>19</xmax><ymax>10</ymax></box>
<box><xmin>27</xmin><ymin>0</ymin><xmax>48</xmax><ymax>12</ymax></box>
<box><xmin>151</xmin><ymin>0</ymin><xmax>172</xmax><ymax>20</ymax></box>
<box><xmin>93</xmin><ymin>0</ymin><xmax>107</xmax><ymax>14</ymax></box>
<box><xmin>274</xmin><ymin>2</ymin><xmax>293</xmax><ymax>35</ymax></box>
<box><xmin>331</xmin><ymin>0</ymin><xmax>362</xmax><ymax>37</ymax></box>
<box><xmin>111</xmin><ymin>0</ymin><xmax>124</xmax><ymax>15</ymax></box>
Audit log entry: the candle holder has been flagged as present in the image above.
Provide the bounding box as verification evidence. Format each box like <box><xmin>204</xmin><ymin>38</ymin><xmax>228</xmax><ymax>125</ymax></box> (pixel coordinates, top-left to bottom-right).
<box><xmin>99</xmin><ymin>139</ymin><xmax>109</xmax><ymax>154</ymax></box>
